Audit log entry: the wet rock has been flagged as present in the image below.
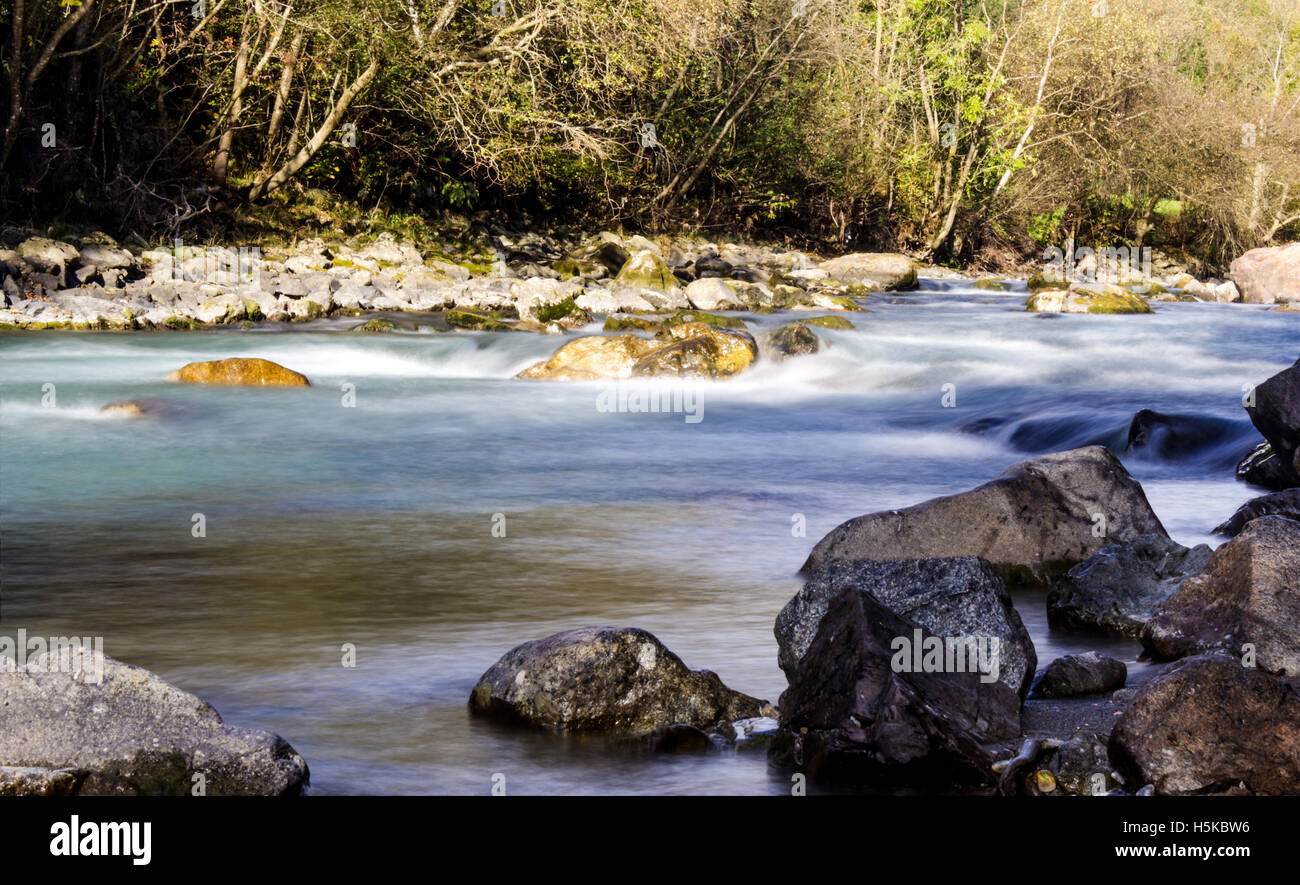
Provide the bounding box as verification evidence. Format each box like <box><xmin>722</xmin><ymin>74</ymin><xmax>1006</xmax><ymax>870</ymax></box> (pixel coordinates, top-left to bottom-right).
<box><xmin>1025</xmin><ymin>283</ymin><xmax>1153</xmax><ymax>314</ymax></box>
<box><xmin>445</xmin><ymin>309</ymin><xmax>515</xmax><ymax>331</ymax></box>
<box><xmin>1142</xmin><ymin>516</ymin><xmax>1300</xmax><ymax>675</ymax></box>
<box><xmin>1124</xmin><ymin>409</ymin><xmax>1240</xmax><ymax>461</ymax></box>
<box><xmin>795</xmin><ymin>314</ymin><xmax>854</xmax><ymax>330</ymax></box>
<box><xmin>777</xmin><ymin>556</ymin><xmax>1036</xmax><ymax>700</ymax></box>
<box><xmin>694</xmin><ymin>255</ymin><xmax>733</xmax><ymax>279</ymax></box>
<box><xmin>1236</xmin><ymin>441</ymin><xmax>1295</xmax><ymax>490</ymax></box>
<box><xmin>0</xmin><ymin>650</ymin><xmax>309</xmax><ymax>795</ymax></box>
<box><xmin>818</xmin><ymin>252</ymin><xmax>917</xmax><ymax>291</ymax></box>
<box><xmin>468</xmin><ymin>626</ymin><xmax>763</xmax><ymax>733</ymax></box>
<box><xmin>100</xmin><ymin>398</ymin><xmax>178</xmax><ymax>419</ymax></box>
<box><xmin>1244</xmin><ymin>358</ymin><xmax>1300</xmax><ymax>486</ymax></box>
<box><xmin>769</xmin><ymin>587</ymin><xmax>1021</xmax><ymax>788</ymax></box>
<box><xmin>802</xmin><ymin>446</ymin><xmax>1169</xmax><ymax>585</ymax></box>
<box><xmin>1109</xmin><ymin>654</ymin><xmax>1300</xmax><ymax>795</ymax></box>
<box><xmin>1213</xmin><ymin>488</ymin><xmax>1300</xmax><ymax>536</ymax></box>
<box><xmin>1230</xmin><ymin>242</ymin><xmax>1300</xmax><ymax>304</ymax></box>
<box><xmin>519</xmin><ymin>323</ymin><xmax>756</xmax><ymax>380</ymax></box>
<box><xmin>166</xmin><ymin>357</ymin><xmax>310</xmax><ymax>387</ymax></box>
<box><xmin>1031</xmin><ymin>652</ymin><xmax>1126</xmax><ymax>698</ymax></box>
<box><xmin>762</xmin><ymin>323</ymin><xmax>820</xmax><ymax>360</ymax></box>
<box><xmin>1047</xmin><ymin>534</ymin><xmax>1212</xmax><ymax>638</ymax></box>
<box><xmin>1051</xmin><ymin>734</ymin><xmax>1115</xmax><ymax>795</ymax></box>
<box><xmin>0</xmin><ymin>766</ymin><xmax>84</xmax><ymax>797</ymax></box>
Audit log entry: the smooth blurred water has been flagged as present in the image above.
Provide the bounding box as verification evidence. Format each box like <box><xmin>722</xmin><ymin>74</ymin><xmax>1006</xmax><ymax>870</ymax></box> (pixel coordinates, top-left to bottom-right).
<box><xmin>1</xmin><ymin>280</ymin><xmax>1296</xmax><ymax>794</ymax></box>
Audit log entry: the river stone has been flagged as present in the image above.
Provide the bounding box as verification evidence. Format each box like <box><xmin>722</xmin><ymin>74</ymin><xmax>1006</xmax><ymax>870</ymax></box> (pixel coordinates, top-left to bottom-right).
<box><xmin>1141</xmin><ymin>516</ymin><xmax>1300</xmax><ymax>675</ymax></box>
<box><xmin>0</xmin><ymin>766</ymin><xmax>84</xmax><ymax>796</ymax></box>
<box><xmin>641</xmin><ymin>322</ymin><xmax>757</xmax><ymax>377</ymax></box>
<box><xmin>1109</xmin><ymin>655</ymin><xmax>1300</xmax><ymax>795</ymax></box>
<box><xmin>1123</xmin><ymin>409</ymin><xmax>1240</xmax><ymax>461</ymax></box>
<box><xmin>1031</xmin><ymin>652</ymin><xmax>1127</xmax><ymax>698</ymax></box>
<box><xmin>776</xmin><ymin>557</ymin><xmax>1036</xmax><ymax>700</ymax></box>
<box><xmin>818</xmin><ymin>252</ymin><xmax>918</xmax><ymax>290</ymax></box>
<box><xmin>685</xmin><ymin>277</ymin><xmax>747</xmax><ymax>310</ymax></box>
<box><xmin>166</xmin><ymin>357</ymin><xmax>310</xmax><ymax>386</ymax></box>
<box><xmin>1046</xmin><ymin>534</ymin><xmax>1212</xmax><ymax>638</ymax></box>
<box><xmin>1025</xmin><ymin>283</ymin><xmax>1153</xmax><ymax>314</ymax></box>
<box><xmin>468</xmin><ymin>626</ymin><xmax>763</xmax><ymax>732</ymax></box>
<box><xmin>769</xmin><ymin>587</ymin><xmax>1021</xmax><ymax>788</ymax></box>
<box><xmin>518</xmin><ymin>334</ymin><xmax>659</xmax><ymax>380</ymax></box>
<box><xmin>0</xmin><ymin>650</ymin><xmax>309</xmax><ymax>795</ymax></box>
<box><xmin>796</xmin><ymin>314</ymin><xmax>854</xmax><ymax>330</ymax></box>
<box><xmin>1236</xmin><ymin>440</ymin><xmax>1295</xmax><ymax>490</ymax></box>
<box><xmin>614</xmin><ymin>249</ymin><xmax>679</xmax><ymax>293</ymax></box>
<box><xmin>762</xmin><ymin>323</ymin><xmax>820</xmax><ymax>360</ymax></box>
<box><xmin>1213</xmin><ymin>489</ymin><xmax>1300</xmax><ymax>536</ymax></box>
<box><xmin>802</xmin><ymin>446</ymin><xmax>1169</xmax><ymax>585</ymax></box>
<box><xmin>17</xmin><ymin>237</ymin><xmax>79</xmax><ymax>280</ymax></box>
<box><xmin>1230</xmin><ymin>242</ymin><xmax>1300</xmax><ymax>304</ymax></box>
<box><xmin>1244</xmin><ymin>358</ymin><xmax>1300</xmax><ymax>485</ymax></box>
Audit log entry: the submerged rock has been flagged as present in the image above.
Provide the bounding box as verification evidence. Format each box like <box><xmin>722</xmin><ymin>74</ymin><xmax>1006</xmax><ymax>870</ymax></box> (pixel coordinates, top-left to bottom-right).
<box><xmin>795</xmin><ymin>314</ymin><xmax>854</xmax><ymax>330</ymax></box>
<box><xmin>1123</xmin><ymin>409</ymin><xmax>1240</xmax><ymax>461</ymax></box>
<box><xmin>99</xmin><ymin>398</ymin><xmax>179</xmax><ymax>419</ymax></box>
<box><xmin>1109</xmin><ymin>655</ymin><xmax>1300</xmax><ymax>795</ymax></box>
<box><xmin>1141</xmin><ymin>516</ymin><xmax>1300</xmax><ymax>675</ymax></box>
<box><xmin>762</xmin><ymin>323</ymin><xmax>820</xmax><ymax>360</ymax></box>
<box><xmin>801</xmin><ymin>446</ymin><xmax>1169</xmax><ymax>585</ymax></box>
<box><xmin>166</xmin><ymin>357</ymin><xmax>310</xmax><ymax>387</ymax></box>
<box><xmin>1047</xmin><ymin>534</ymin><xmax>1212</xmax><ymax>638</ymax></box>
<box><xmin>0</xmin><ymin>650</ymin><xmax>309</xmax><ymax>795</ymax></box>
<box><xmin>1213</xmin><ymin>488</ymin><xmax>1300</xmax><ymax>536</ymax></box>
<box><xmin>769</xmin><ymin>587</ymin><xmax>1020</xmax><ymax>788</ymax></box>
<box><xmin>776</xmin><ymin>557</ymin><xmax>1036</xmax><ymax>700</ymax></box>
<box><xmin>468</xmin><ymin>626</ymin><xmax>764</xmax><ymax>733</ymax></box>
<box><xmin>1031</xmin><ymin>652</ymin><xmax>1126</xmax><ymax>698</ymax></box>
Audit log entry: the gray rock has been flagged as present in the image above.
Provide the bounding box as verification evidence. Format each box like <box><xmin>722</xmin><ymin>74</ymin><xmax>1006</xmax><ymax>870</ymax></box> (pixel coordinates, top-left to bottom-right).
<box><xmin>1047</xmin><ymin>534</ymin><xmax>1212</xmax><ymax>638</ymax></box>
<box><xmin>1142</xmin><ymin>516</ymin><xmax>1300</xmax><ymax>675</ymax></box>
<box><xmin>1031</xmin><ymin>652</ymin><xmax>1127</xmax><ymax>698</ymax></box>
<box><xmin>802</xmin><ymin>446</ymin><xmax>1169</xmax><ymax>585</ymax></box>
<box><xmin>762</xmin><ymin>323</ymin><xmax>820</xmax><ymax>360</ymax></box>
<box><xmin>777</xmin><ymin>556</ymin><xmax>1036</xmax><ymax>700</ymax></box>
<box><xmin>1213</xmin><ymin>489</ymin><xmax>1300</xmax><ymax>536</ymax></box>
<box><xmin>769</xmin><ymin>586</ymin><xmax>1021</xmax><ymax>788</ymax></box>
<box><xmin>0</xmin><ymin>650</ymin><xmax>309</xmax><ymax>795</ymax></box>
<box><xmin>1244</xmin><ymin>358</ymin><xmax>1300</xmax><ymax>486</ymax></box>
<box><xmin>1109</xmin><ymin>654</ymin><xmax>1300</xmax><ymax>795</ymax></box>
<box><xmin>1236</xmin><ymin>440</ymin><xmax>1294</xmax><ymax>490</ymax></box>
<box><xmin>468</xmin><ymin>626</ymin><xmax>765</xmax><ymax>733</ymax></box>
<box><xmin>818</xmin><ymin>252</ymin><xmax>918</xmax><ymax>290</ymax></box>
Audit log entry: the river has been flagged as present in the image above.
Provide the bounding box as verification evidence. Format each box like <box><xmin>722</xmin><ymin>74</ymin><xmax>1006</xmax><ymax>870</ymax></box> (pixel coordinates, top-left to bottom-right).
<box><xmin>1</xmin><ymin>279</ymin><xmax>1295</xmax><ymax>794</ymax></box>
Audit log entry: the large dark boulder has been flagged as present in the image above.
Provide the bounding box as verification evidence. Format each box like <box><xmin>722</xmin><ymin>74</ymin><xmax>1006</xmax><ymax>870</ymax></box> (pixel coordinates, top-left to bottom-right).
<box><xmin>0</xmin><ymin>650</ymin><xmax>308</xmax><ymax>795</ymax></box>
<box><xmin>1213</xmin><ymin>488</ymin><xmax>1300</xmax><ymax>536</ymax></box>
<box><xmin>1243</xmin><ymin>358</ymin><xmax>1300</xmax><ymax>487</ymax></box>
<box><xmin>1124</xmin><ymin>409</ymin><xmax>1240</xmax><ymax>462</ymax></box>
<box><xmin>776</xmin><ymin>557</ymin><xmax>1036</xmax><ymax>700</ymax></box>
<box><xmin>1031</xmin><ymin>652</ymin><xmax>1127</xmax><ymax>698</ymax></box>
<box><xmin>1109</xmin><ymin>655</ymin><xmax>1300</xmax><ymax>795</ymax></box>
<box><xmin>1047</xmin><ymin>534</ymin><xmax>1211</xmax><ymax>638</ymax></box>
<box><xmin>468</xmin><ymin>627</ymin><xmax>764</xmax><ymax>733</ymax></box>
<box><xmin>769</xmin><ymin>587</ymin><xmax>1021</xmax><ymax>788</ymax></box>
<box><xmin>1141</xmin><ymin>516</ymin><xmax>1300</xmax><ymax>676</ymax></box>
<box><xmin>801</xmin><ymin>446</ymin><xmax>1169</xmax><ymax>585</ymax></box>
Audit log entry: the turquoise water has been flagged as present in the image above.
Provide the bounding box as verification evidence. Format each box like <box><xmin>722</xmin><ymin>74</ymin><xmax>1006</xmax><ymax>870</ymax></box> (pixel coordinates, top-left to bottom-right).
<box><xmin>1</xmin><ymin>282</ymin><xmax>1295</xmax><ymax>794</ymax></box>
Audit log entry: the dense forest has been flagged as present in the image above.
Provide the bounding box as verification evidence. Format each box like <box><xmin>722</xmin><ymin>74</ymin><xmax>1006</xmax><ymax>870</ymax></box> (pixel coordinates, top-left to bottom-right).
<box><xmin>2</xmin><ymin>0</ymin><xmax>1298</xmax><ymax>267</ymax></box>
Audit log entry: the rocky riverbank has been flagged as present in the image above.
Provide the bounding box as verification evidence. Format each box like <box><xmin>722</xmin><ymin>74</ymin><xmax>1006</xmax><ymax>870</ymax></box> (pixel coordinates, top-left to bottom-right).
<box><xmin>3</xmin><ymin>228</ymin><xmax>1297</xmax><ymax>334</ymax></box>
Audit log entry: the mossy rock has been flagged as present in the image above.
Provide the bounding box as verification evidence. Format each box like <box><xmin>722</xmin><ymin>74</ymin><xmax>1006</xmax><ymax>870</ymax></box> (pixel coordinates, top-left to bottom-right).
<box><xmin>445</xmin><ymin>309</ymin><xmax>514</xmax><ymax>332</ymax></box>
<box><xmin>534</xmin><ymin>295</ymin><xmax>580</xmax><ymax>323</ymax></box>
<box><xmin>164</xmin><ymin>316</ymin><xmax>201</xmax><ymax>330</ymax></box>
<box><xmin>1025</xmin><ymin>286</ymin><xmax>1154</xmax><ymax>315</ymax></box>
<box><xmin>614</xmin><ymin>250</ymin><xmax>678</xmax><ymax>292</ymax></box>
<box><xmin>603</xmin><ymin>315</ymin><xmax>662</xmax><ymax>332</ymax></box>
<box><xmin>659</xmin><ymin>310</ymin><xmax>747</xmax><ymax>330</ymax></box>
<box><xmin>354</xmin><ymin>318</ymin><xmax>398</xmax><ymax>333</ymax></box>
<box><xmin>975</xmin><ymin>278</ymin><xmax>1011</xmax><ymax>291</ymax></box>
<box><xmin>796</xmin><ymin>315</ymin><xmax>855</xmax><ymax>330</ymax></box>
<box><xmin>1026</xmin><ymin>271</ymin><xmax>1059</xmax><ymax>292</ymax></box>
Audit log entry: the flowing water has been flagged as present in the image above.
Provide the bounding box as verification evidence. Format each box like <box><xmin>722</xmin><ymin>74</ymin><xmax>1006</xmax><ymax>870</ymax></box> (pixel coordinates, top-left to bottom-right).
<box><xmin>1</xmin><ymin>279</ymin><xmax>1296</xmax><ymax>794</ymax></box>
